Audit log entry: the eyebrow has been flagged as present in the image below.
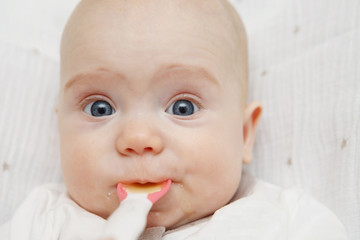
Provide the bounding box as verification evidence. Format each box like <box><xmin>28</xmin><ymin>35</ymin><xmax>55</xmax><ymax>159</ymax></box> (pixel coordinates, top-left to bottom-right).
<box><xmin>63</xmin><ymin>64</ymin><xmax>220</xmax><ymax>91</ymax></box>
<box><xmin>157</xmin><ymin>64</ymin><xmax>220</xmax><ymax>87</ymax></box>
<box><xmin>64</xmin><ymin>68</ymin><xmax>125</xmax><ymax>91</ymax></box>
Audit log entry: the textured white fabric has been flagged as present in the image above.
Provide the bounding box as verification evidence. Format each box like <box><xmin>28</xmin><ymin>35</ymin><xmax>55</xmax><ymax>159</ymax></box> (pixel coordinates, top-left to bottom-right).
<box><xmin>0</xmin><ymin>181</ymin><xmax>348</xmax><ymax>240</ymax></box>
<box><xmin>0</xmin><ymin>0</ymin><xmax>359</xmax><ymax>239</ymax></box>
<box><xmin>230</xmin><ymin>1</ymin><xmax>360</xmax><ymax>239</ymax></box>
<box><xmin>0</xmin><ymin>184</ymin><xmax>105</xmax><ymax>240</ymax></box>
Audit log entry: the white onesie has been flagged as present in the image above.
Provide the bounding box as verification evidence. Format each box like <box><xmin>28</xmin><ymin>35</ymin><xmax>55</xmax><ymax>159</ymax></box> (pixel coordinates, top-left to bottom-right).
<box><xmin>0</xmin><ymin>174</ymin><xmax>348</xmax><ymax>240</ymax></box>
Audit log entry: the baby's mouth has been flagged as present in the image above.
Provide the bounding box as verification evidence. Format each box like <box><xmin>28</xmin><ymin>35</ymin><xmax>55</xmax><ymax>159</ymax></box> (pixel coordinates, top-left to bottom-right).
<box><xmin>117</xmin><ymin>179</ymin><xmax>172</xmax><ymax>203</ymax></box>
<box><xmin>122</xmin><ymin>182</ymin><xmax>163</xmax><ymax>193</ymax></box>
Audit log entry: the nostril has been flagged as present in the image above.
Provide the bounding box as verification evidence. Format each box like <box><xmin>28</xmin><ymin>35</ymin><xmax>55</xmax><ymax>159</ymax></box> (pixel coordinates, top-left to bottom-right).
<box><xmin>125</xmin><ymin>147</ymin><xmax>153</xmax><ymax>155</ymax></box>
<box><xmin>125</xmin><ymin>148</ymin><xmax>136</xmax><ymax>154</ymax></box>
<box><xmin>144</xmin><ymin>147</ymin><xmax>153</xmax><ymax>152</ymax></box>
<box><xmin>116</xmin><ymin>133</ymin><xmax>164</xmax><ymax>156</ymax></box>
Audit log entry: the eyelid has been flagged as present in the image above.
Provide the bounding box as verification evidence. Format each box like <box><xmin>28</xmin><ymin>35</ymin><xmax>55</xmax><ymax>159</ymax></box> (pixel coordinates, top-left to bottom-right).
<box><xmin>79</xmin><ymin>95</ymin><xmax>116</xmax><ymax>112</ymax></box>
<box><xmin>165</xmin><ymin>93</ymin><xmax>203</xmax><ymax>112</ymax></box>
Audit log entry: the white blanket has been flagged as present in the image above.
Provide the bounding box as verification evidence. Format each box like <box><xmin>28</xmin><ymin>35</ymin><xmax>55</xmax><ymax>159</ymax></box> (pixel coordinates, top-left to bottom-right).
<box><xmin>0</xmin><ymin>0</ymin><xmax>359</xmax><ymax>239</ymax></box>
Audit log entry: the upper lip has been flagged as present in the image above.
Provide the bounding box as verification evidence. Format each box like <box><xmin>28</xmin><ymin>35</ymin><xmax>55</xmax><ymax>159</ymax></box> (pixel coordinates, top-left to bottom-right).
<box><xmin>118</xmin><ymin>178</ymin><xmax>173</xmax><ymax>185</ymax></box>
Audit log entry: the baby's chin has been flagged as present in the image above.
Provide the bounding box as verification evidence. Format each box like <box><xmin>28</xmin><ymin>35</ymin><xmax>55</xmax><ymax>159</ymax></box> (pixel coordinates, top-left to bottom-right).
<box><xmin>145</xmin><ymin>201</ymin><xmax>181</xmax><ymax>229</ymax></box>
<box><xmin>146</xmin><ymin>209</ymin><xmax>190</xmax><ymax>230</ymax></box>
<box><xmin>146</xmin><ymin>204</ymin><xmax>213</xmax><ymax>230</ymax></box>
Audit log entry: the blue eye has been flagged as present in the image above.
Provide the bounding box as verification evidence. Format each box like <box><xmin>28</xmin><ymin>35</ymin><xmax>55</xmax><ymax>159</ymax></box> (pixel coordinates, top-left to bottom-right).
<box><xmin>167</xmin><ymin>99</ymin><xmax>199</xmax><ymax>116</ymax></box>
<box><xmin>84</xmin><ymin>100</ymin><xmax>114</xmax><ymax>117</ymax></box>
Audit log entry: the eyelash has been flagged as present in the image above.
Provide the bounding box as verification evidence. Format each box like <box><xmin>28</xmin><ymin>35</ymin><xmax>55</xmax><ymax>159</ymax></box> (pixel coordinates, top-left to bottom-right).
<box><xmin>166</xmin><ymin>94</ymin><xmax>203</xmax><ymax>110</ymax></box>
<box><xmin>79</xmin><ymin>95</ymin><xmax>116</xmax><ymax>111</ymax></box>
<box><xmin>77</xmin><ymin>93</ymin><xmax>203</xmax><ymax>115</ymax></box>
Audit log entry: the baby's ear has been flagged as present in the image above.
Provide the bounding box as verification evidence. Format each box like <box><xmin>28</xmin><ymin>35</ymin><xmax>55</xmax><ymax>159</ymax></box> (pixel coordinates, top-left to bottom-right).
<box><xmin>242</xmin><ymin>102</ymin><xmax>262</xmax><ymax>164</ymax></box>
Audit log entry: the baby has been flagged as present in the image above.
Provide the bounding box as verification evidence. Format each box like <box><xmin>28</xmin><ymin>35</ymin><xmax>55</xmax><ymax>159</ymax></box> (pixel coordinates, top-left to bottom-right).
<box><xmin>0</xmin><ymin>0</ymin><xmax>348</xmax><ymax>239</ymax></box>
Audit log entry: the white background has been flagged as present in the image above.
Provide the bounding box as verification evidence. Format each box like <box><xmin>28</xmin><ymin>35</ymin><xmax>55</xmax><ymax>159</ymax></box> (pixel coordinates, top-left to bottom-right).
<box><xmin>0</xmin><ymin>0</ymin><xmax>359</xmax><ymax>239</ymax></box>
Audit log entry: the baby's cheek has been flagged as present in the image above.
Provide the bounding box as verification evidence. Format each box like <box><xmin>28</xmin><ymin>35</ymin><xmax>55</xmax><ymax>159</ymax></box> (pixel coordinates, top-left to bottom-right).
<box><xmin>61</xmin><ymin>143</ymin><xmax>103</xmax><ymax>207</ymax></box>
<box><xmin>59</xmin><ymin>123</ymin><xmax>118</xmax><ymax>218</ymax></box>
<box><xmin>182</xmin><ymin>143</ymin><xmax>239</xmax><ymax>215</ymax></box>
<box><xmin>62</xmin><ymin>143</ymin><xmax>91</xmax><ymax>181</ymax></box>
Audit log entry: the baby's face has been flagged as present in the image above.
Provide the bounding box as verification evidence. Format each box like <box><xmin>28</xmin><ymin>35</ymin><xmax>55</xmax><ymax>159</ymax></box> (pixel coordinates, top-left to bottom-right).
<box><xmin>58</xmin><ymin>0</ymin><xmax>258</xmax><ymax>229</ymax></box>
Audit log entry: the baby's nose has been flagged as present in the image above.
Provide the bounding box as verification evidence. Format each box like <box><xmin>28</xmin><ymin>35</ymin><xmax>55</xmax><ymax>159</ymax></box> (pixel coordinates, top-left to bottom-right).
<box><xmin>115</xmin><ymin>120</ymin><xmax>164</xmax><ymax>156</ymax></box>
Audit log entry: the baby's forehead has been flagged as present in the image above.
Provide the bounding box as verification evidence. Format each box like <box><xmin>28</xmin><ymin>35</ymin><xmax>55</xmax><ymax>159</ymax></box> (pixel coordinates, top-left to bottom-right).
<box><xmin>80</xmin><ymin>0</ymin><xmax>230</xmax><ymax>13</ymax></box>
<box><xmin>72</xmin><ymin>0</ymin><xmax>239</xmax><ymax>31</ymax></box>
<box><xmin>64</xmin><ymin>0</ymin><xmax>245</xmax><ymax>60</ymax></box>
<box><xmin>62</xmin><ymin>0</ymin><xmax>248</xmax><ymax>98</ymax></box>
